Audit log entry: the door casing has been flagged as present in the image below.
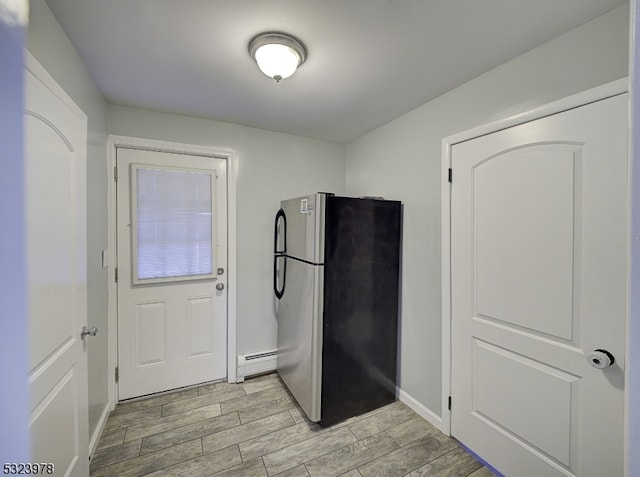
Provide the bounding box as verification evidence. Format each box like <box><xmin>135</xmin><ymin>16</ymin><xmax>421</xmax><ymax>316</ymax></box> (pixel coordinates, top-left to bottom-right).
<box><xmin>441</xmin><ymin>77</ymin><xmax>629</xmax><ymax>440</ymax></box>
<box><xmin>106</xmin><ymin>136</ymin><xmax>237</xmax><ymax>408</ymax></box>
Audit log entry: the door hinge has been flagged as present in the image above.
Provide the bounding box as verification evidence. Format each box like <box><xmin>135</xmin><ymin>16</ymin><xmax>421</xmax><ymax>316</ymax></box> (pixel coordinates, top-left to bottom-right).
<box><xmin>114</xmin><ymin>166</ymin><xmax>118</xmax><ymax>182</ymax></box>
<box><xmin>115</xmin><ymin>366</ymin><xmax>119</xmax><ymax>383</ymax></box>
<box><xmin>448</xmin><ymin>396</ymin><xmax>452</xmax><ymax>411</ymax></box>
<box><xmin>448</xmin><ymin>168</ymin><xmax>453</xmax><ymax>183</ymax></box>
<box><xmin>115</xmin><ymin>267</ymin><xmax>119</xmax><ymax>283</ymax></box>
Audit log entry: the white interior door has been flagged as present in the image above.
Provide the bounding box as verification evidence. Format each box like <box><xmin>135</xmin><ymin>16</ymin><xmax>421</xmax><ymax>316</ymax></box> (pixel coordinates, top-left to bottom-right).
<box><xmin>25</xmin><ymin>56</ymin><xmax>89</xmax><ymax>476</ymax></box>
<box><xmin>117</xmin><ymin>147</ymin><xmax>228</xmax><ymax>399</ymax></box>
<box><xmin>450</xmin><ymin>93</ymin><xmax>628</xmax><ymax>477</ymax></box>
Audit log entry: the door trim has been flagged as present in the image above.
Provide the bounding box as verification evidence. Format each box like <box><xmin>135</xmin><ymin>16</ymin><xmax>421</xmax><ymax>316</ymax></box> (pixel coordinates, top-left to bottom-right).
<box><xmin>440</xmin><ymin>77</ymin><xmax>628</xmax><ymax>437</ymax></box>
<box><xmin>106</xmin><ymin>135</ymin><xmax>237</xmax><ymax>407</ymax></box>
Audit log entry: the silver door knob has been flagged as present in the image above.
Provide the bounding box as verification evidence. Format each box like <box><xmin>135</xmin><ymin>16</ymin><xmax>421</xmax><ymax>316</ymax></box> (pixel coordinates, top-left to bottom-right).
<box><xmin>216</xmin><ymin>283</ymin><xmax>225</xmax><ymax>291</ymax></box>
<box><xmin>588</xmin><ymin>349</ymin><xmax>615</xmax><ymax>369</ymax></box>
<box><xmin>81</xmin><ymin>326</ymin><xmax>98</xmax><ymax>339</ymax></box>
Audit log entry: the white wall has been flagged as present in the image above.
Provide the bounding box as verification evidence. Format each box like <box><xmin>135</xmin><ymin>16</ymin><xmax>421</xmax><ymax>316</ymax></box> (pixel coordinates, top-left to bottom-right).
<box><xmin>627</xmin><ymin>1</ymin><xmax>640</xmax><ymax>474</ymax></box>
<box><xmin>345</xmin><ymin>4</ymin><xmax>630</xmax><ymax>415</ymax></box>
<box><xmin>27</xmin><ymin>0</ymin><xmax>110</xmax><ymax>438</ymax></box>
<box><xmin>0</xmin><ymin>0</ymin><xmax>30</xmax><ymax>463</ymax></box>
<box><xmin>107</xmin><ymin>105</ymin><xmax>345</xmax><ymax>354</ymax></box>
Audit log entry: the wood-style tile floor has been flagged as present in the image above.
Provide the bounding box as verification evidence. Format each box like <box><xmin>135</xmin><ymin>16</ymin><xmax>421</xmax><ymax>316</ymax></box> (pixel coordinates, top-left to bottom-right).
<box><xmin>90</xmin><ymin>373</ymin><xmax>495</xmax><ymax>477</ymax></box>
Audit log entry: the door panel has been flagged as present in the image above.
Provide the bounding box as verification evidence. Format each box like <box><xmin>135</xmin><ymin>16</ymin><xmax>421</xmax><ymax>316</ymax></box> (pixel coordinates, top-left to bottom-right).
<box><xmin>473</xmin><ymin>339</ymin><xmax>577</xmax><ymax>466</ymax></box>
<box><xmin>186</xmin><ymin>296</ymin><xmax>215</xmax><ymax>358</ymax></box>
<box><xmin>450</xmin><ymin>94</ymin><xmax>627</xmax><ymax>477</ymax></box>
<box><xmin>117</xmin><ymin>148</ymin><xmax>228</xmax><ymax>399</ymax></box>
<box><xmin>25</xmin><ymin>60</ymin><xmax>89</xmax><ymax>476</ymax></box>
<box><xmin>474</xmin><ymin>145</ymin><xmax>577</xmax><ymax>340</ymax></box>
<box><xmin>135</xmin><ymin>301</ymin><xmax>167</xmax><ymax>366</ymax></box>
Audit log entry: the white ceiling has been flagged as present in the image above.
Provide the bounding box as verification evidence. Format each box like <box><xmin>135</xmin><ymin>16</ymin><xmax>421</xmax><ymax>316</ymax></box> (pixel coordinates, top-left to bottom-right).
<box><xmin>46</xmin><ymin>0</ymin><xmax>627</xmax><ymax>143</ymax></box>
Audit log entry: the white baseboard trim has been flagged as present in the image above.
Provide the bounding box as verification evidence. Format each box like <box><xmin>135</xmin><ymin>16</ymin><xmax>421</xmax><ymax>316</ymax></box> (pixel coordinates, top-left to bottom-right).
<box><xmin>236</xmin><ymin>350</ymin><xmax>277</xmax><ymax>383</ymax></box>
<box><xmin>88</xmin><ymin>402</ymin><xmax>112</xmax><ymax>459</ymax></box>
<box><xmin>398</xmin><ymin>388</ymin><xmax>443</xmax><ymax>432</ymax></box>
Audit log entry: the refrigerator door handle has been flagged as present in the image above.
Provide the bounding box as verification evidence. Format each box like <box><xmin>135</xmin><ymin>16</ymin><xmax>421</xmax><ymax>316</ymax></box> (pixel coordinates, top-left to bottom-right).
<box><xmin>274</xmin><ymin>208</ymin><xmax>287</xmax><ymax>300</ymax></box>
<box><xmin>274</xmin><ymin>255</ymin><xmax>286</xmax><ymax>300</ymax></box>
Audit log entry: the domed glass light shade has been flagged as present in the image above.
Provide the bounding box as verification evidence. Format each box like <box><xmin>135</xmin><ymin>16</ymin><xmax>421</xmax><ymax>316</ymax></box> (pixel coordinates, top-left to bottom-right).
<box><xmin>249</xmin><ymin>32</ymin><xmax>307</xmax><ymax>82</ymax></box>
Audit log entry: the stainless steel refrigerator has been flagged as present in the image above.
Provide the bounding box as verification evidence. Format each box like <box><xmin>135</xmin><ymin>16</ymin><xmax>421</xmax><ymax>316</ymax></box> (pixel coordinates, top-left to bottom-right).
<box><xmin>273</xmin><ymin>193</ymin><xmax>401</xmax><ymax>426</ymax></box>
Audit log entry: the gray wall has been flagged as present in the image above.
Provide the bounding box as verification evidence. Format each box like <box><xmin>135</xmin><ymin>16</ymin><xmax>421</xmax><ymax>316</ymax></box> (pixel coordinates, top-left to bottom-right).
<box><xmin>344</xmin><ymin>4</ymin><xmax>630</xmax><ymax>415</ymax></box>
<box><xmin>107</xmin><ymin>105</ymin><xmax>346</xmax><ymax>354</ymax></box>
<box><xmin>628</xmin><ymin>2</ymin><xmax>640</xmax><ymax>473</ymax></box>
<box><xmin>0</xmin><ymin>0</ymin><xmax>30</xmax><ymax>462</ymax></box>
<box><xmin>27</xmin><ymin>0</ymin><xmax>110</xmax><ymax>437</ymax></box>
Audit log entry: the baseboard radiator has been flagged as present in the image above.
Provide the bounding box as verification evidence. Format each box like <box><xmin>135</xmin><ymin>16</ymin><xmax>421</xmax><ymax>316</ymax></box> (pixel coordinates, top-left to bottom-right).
<box><xmin>236</xmin><ymin>350</ymin><xmax>277</xmax><ymax>383</ymax></box>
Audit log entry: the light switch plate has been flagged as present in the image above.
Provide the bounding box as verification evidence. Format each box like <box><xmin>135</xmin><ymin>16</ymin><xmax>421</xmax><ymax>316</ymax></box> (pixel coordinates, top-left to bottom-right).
<box><xmin>102</xmin><ymin>249</ymin><xmax>109</xmax><ymax>268</ymax></box>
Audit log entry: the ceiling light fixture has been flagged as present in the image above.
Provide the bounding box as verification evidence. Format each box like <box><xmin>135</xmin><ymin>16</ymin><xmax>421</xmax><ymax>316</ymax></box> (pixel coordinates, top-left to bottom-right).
<box><xmin>249</xmin><ymin>32</ymin><xmax>307</xmax><ymax>82</ymax></box>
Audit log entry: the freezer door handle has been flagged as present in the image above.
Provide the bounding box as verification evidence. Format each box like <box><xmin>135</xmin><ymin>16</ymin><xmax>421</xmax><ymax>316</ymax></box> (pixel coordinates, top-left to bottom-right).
<box><xmin>274</xmin><ymin>208</ymin><xmax>287</xmax><ymax>300</ymax></box>
<box><xmin>274</xmin><ymin>208</ymin><xmax>287</xmax><ymax>254</ymax></box>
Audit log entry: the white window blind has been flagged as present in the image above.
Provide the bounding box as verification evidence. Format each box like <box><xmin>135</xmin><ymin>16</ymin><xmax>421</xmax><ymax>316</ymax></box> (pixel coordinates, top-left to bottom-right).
<box><xmin>133</xmin><ymin>166</ymin><xmax>215</xmax><ymax>283</ymax></box>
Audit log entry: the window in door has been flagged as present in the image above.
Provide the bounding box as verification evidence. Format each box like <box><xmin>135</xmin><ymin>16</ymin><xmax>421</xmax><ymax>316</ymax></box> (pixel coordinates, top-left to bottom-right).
<box><xmin>131</xmin><ymin>164</ymin><xmax>216</xmax><ymax>284</ymax></box>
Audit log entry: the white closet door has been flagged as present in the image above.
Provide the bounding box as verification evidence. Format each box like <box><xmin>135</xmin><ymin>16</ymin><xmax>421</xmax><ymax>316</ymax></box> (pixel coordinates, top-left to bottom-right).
<box><xmin>25</xmin><ymin>56</ymin><xmax>89</xmax><ymax>477</ymax></box>
<box><xmin>450</xmin><ymin>93</ymin><xmax>627</xmax><ymax>477</ymax></box>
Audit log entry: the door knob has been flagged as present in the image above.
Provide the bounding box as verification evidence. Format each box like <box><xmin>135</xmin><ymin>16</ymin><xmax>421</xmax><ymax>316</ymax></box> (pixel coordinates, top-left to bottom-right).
<box><xmin>81</xmin><ymin>326</ymin><xmax>98</xmax><ymax>339</ymax></box>
<box><xmin>587</xmin><ymin>349</ymin><xmax>615</xmax><ymax>369</ymax></box>
<box><xmin>216</xmin><ymin>282</ymin><xmax>225</xmax><ymax>291</ymax></box>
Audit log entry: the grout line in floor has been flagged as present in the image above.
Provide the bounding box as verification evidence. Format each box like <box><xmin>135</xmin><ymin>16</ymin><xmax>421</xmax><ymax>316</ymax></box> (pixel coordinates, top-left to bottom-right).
<box><xmin>93</xmin><ymin>375</ymin><xmax>491</xmax><ymax>477</ymax></box>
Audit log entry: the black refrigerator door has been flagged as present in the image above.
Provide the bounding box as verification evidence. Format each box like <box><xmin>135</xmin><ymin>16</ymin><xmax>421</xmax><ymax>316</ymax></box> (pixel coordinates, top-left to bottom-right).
<box><xmin>320</xmin><ymin>196</ymin><xmax>402</xmax><ymax>426</ymax></box>
<box><xmin>273</xmin><ymin>208</ymin><xmax>287</xmax><ymax>299</ymax></box>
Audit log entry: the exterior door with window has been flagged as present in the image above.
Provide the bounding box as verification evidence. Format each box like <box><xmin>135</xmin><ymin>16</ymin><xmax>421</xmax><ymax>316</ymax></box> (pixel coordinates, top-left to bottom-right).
<box><xmin>116</xmin><ymin>147</ymin><xmax>227</xmax><ymax>399</ymax></box>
